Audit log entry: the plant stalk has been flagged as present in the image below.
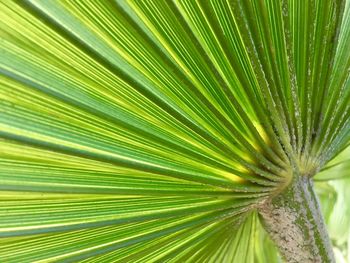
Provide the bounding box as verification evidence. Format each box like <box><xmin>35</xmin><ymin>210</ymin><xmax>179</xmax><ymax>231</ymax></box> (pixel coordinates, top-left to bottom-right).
<box><xmin>258</xmin><ymin>176</ymin><xmax>335</xmax><ymax>263</ymax></box>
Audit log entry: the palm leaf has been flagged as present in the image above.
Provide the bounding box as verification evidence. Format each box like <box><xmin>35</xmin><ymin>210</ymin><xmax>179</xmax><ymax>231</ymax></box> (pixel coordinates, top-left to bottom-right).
<box><xmin>0</xmin><ymin>0</ymin><xmax>349</xmax><ymax>262</ymax></box>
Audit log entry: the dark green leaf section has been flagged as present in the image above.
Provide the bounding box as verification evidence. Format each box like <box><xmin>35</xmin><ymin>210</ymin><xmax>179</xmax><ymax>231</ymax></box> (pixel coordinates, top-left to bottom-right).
<box><xmin>0</xmin><ymin>0</ymin><xmax>349</xmax><ymax>261</ymax></box>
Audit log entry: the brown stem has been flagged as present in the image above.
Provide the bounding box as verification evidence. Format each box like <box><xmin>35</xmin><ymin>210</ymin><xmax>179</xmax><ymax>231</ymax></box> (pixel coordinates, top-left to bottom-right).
<box><xmin>258</xmin><ymin>176</ymin><xmax>334</xmax><ymax>263</ymax></box>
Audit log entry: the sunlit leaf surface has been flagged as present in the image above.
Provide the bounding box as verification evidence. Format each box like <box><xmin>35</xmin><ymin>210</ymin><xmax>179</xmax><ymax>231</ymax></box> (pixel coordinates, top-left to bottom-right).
<box><xmin>0</xmin><ymin>0</ymin><xmax>349</xmax><ymax>262</ymax></box>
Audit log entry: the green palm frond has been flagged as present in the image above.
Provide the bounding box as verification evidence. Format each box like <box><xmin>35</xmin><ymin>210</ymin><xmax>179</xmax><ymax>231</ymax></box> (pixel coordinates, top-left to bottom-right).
<box><xmin>0</xmin><ymin>0</ymin><xmax>349</xmax><ymax>262</ymax></box>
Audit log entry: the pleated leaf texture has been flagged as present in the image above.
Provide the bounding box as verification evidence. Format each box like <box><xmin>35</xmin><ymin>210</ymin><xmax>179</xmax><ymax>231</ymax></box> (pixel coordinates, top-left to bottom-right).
<box><xmin>0</xmin><ymin>0</ymin><xmax>350</xmax><ymax>262</ymax></box>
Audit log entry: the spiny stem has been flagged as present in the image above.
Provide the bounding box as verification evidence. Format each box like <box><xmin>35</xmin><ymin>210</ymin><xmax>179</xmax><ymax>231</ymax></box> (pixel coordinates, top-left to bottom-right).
<box><xmin>258</xmin><ymin>176</ymin><xmax>334</xmax><ymax>263</ymax></box>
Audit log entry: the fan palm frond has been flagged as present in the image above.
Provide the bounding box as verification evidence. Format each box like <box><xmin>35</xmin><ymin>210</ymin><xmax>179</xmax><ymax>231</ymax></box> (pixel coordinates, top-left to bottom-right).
<box><xmin>0</xmin><ymin>0</ymin><xmax>349</xmax><ymax>262</ymax></box>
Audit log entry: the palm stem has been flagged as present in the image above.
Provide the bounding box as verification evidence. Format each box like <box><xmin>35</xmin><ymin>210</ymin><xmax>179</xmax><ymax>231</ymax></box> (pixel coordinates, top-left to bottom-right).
<box><xmin>258</xmin><ymin>175</ymin><xmax>335</xmax><ymax>263</ymax></box>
